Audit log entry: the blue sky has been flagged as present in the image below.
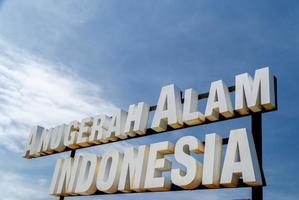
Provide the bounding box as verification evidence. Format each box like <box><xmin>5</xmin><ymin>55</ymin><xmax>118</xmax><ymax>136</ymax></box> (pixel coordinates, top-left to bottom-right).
<box><xmin>0</xmin><ymin>0</ymin><xmax>298</xmax><ymax>199</ymax></box>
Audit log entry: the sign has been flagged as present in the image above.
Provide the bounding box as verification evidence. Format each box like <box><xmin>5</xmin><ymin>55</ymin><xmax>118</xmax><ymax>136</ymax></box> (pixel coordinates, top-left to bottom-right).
<box><xmin>24</xmin><ymin>67</ymin><xmax>277</xmax><ymax>199</ymax></box>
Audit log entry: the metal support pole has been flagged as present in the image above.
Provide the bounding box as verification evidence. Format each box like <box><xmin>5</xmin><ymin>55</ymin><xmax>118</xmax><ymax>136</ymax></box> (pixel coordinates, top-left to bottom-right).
<box><xmin>251</xmin><ymin>112</ymin><xmax>263</xmax><ymax>200</ymax></box>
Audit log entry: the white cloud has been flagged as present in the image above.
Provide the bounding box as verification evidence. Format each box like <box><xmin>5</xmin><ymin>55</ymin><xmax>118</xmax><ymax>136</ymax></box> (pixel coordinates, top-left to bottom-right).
<box><xmin>31</xmin><ymin>1</ymin><xmax>100</xmax><ymax>25</ymax></box>
<box><xmin>0</xmin><ymin>36</ymin><xmax>136</xmax><ymax>200</ymax></box>
<box><xmin>0</xmin><ymin>170</ymin><xmax>49</xmax><ymax>200</ymax></box>
<box><xmin>0</xmin><ymin>37</ymin><xmax>117</xmax><ymax>153</ymax></box>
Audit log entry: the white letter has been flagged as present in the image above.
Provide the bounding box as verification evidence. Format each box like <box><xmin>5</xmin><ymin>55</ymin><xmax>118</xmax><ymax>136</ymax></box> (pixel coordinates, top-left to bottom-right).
<box><xmin>64</xmin><ymin>121</ymin><xmax>80</xmax><ymax>149</ymax></box>
<box><xmin>50</xmin><ymin>124</ymin><xmax>67</xmax><ymax>152</ymax></box>
<box><xmin>202</xmin><ymin>133</ymin><xmax>222</xmax><ymax>188</ymax></box>
<box><xmin>97</xmin><ymin>149</ymin><xmax>123</xmax><ymax>193</ymax></box>
<box><xmin>77</xmin><ymin>117</ymin><xmax>93</xmax><ymax>147</ymax></box>
<box><xmin>151</xmin><ymin>84</ymin><xmax>183</xmax><ymax>132</ymax></box>
<box><xmin>182</xmin><ymin>89</ymin><xmax>205</xmax><ymax>125</ymax></box>
<box><xmin>49</xmin><ymin>155</ymin><xmax>83</xmax><ymax>196</ymax></box>
<box><xmin>23</xmin><ymin>126</ymin><xmax>43</xmax><ymax>158</ymax></box>
<box><xmin>205</xmin><ymin>80</ymin><xmax>234</xmax><ymax>121</ymax></box>
<box><xmin>106</xmin><ymin>109</ymin><xmax>128</xmax><ymax>141</ymax></box>
<box><xmin>75</xmin><ymin>154</ymin><xmax>100</xmax><ymax>195</ymax></box>
<box><xmin>220</xmin><ymin>128</ymin><xmax>262</xmax><ymax>187</ymax></box>
<box><xmin>144</xmin><ymin>141</ymin><xmax>174</xmax><ymax>191</ymax></box>
<box><xmin>171</xmin><ymin>136</ymin><xmax>204</xmax><ymax>189</ymax></box>
<box><xmin>124</xmin><ymin>102</ymin><xmax>150</xmax><ymax>136</ymax></box>
<box><xmin>89</xmin><ymin>114</ymin><xmax>111</xmax><ymax>144</ymax></box>
<box><xmin>118</xmin><ymin>145</ymin><xmax>149</xmax><ymax>192</ymax></box>
<box><xmin>49</xmin><ymin>158</ymin><xmax>63</xmax><ymax>196</ymax></box>
<box><xmin>66</xmin><ymin>155</ymin><xmax>84</xmax><ymax>195</ymax></box>
<box><xmin>235</xmin><ymin>67</ymin><xmax>276</xmax><ymax>114</ymax></box>
<box><xmin>34</xmin><ymin>128</ymin><xmax>53</xmax><ymax>155</ymax></box>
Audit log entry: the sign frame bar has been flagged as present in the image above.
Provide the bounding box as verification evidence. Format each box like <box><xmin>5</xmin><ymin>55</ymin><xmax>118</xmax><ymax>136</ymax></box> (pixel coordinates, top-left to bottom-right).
<box><xmin>58</xmin><ymin>77</ymin><xmax>277</xmax><ymax>200</ymax></box>
<box><xmin>34</xmin><ymin>83</ymin><xmax>276</xmax><ymax>159</ymax></box>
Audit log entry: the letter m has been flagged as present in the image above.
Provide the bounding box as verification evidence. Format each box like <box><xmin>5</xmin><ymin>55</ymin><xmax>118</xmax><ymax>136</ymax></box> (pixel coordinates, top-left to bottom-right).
<box><xmin>235</xmin><ymin>67</ymin><xmax>276</xmax><ymax>114</ymax></box>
